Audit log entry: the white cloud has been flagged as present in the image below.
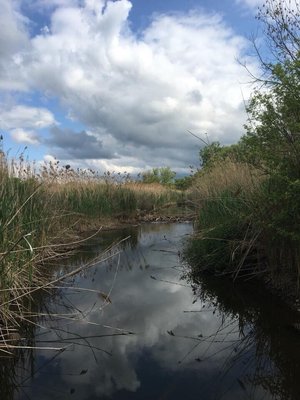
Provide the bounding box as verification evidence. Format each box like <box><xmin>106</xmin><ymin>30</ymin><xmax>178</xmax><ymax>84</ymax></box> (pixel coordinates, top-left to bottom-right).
<box><xmin>0</xmin><ymin>0</ymin><xmax>30</xmax><ymax>90</ymax></box>
<box><xmin>1</xmin><ymin>0</ymin><xmax>260</xmax><ymax>170</ymax></box>
<box><xmin>43</xmin><ymin>154</ymin><xmax>57</xmax><ymax>163</ymax></box>
<box><xmin>10</xmin><ymin>128</ymin><xmax>40</xmax><ymax>144</ymax></box>
<box><xmin>0</xmin><ymin>105</ymin><xmax>56</xmax><ymax>145</ymax></box>
<box><xmin>0</xmin><ymin>105</ymin><xmax>56</xmax><ymax>130</ymax></box>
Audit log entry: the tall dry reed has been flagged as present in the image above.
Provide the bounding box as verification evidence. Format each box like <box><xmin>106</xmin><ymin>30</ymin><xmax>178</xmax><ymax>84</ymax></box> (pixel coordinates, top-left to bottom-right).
<box><xmin>185</xmin><ymin>160</ymin><xmax>266</xmax><ymax>278</ymax></box>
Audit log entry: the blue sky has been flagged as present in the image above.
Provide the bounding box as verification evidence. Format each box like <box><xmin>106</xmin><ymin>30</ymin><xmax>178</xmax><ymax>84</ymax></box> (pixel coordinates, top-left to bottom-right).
<box><xmin>0</xmin><ymin>0</ymin><xmax>265</xmax><ymax>174</ymax></box>
<box><xmin>129</xmin><ymin>0</ymin><xmax>258</xmax><ymax>34</ymax></box>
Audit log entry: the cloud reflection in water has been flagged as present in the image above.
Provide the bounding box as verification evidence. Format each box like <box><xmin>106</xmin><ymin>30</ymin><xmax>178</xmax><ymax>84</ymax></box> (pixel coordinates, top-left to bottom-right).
<box><xmin>18</xmin><ymin>223</ymin><xmax>287</xmax><ymax>400</ymax></box>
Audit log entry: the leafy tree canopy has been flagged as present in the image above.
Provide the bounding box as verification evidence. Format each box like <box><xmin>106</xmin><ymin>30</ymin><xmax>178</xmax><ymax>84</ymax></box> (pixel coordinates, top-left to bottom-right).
<box><xmin>142</xmin><ymin>167</ymin><xmax>176</xmax><ymax>185</ymax></box>
<box><xmin>199</xmin><ymin>142</ymin><xmax>243</xmax><ymax>169</ymax></box>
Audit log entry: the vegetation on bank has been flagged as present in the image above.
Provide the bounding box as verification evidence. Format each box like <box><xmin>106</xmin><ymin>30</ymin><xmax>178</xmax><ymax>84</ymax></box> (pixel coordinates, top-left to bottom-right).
<box><xmin>185</xmin><ymin>0</ymin><xmax>300</xmax><ymax>297</ymax></box>
<box><xmin>0</xmin><ymin>150</ymin><xmax>187</xmax><ymax>351</ymax></box>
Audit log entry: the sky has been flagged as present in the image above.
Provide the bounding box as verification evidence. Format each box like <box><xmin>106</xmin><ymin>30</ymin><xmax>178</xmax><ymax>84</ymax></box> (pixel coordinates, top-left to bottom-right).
<box><xmin>0</xmin><ymin>0</ymin><xmax>267</xmax><ymax>175</ymax></box>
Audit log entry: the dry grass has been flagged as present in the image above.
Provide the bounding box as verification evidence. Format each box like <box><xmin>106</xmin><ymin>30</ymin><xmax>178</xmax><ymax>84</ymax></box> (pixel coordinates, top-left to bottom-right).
<box><xmin>124</xmin><ymin>181</ymin><xmax>173</xmax><ymax>194</ymax></box>
<box><xmin>185</xmin><ymin>160</ymin><xmax>267</xmax><ymax>278</ymax></box>
<box><xmin>187</xmin><ymin>160</ymin><xmax>300</xmax><ymax>297</ymax></box>
<box><xmin>189</xmin><ymin>160</ymin><xmax>263</xmax><ymax>201</ymax></box>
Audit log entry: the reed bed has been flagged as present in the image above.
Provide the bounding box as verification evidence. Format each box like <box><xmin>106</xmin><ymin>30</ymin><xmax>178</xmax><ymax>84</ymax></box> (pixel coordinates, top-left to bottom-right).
<box><xmin>188</xmin><ymin>160</ymin><xmax>263</xmax><ymax>201</ymax></box>
<box><xmin>186</xmin><ymin>159</ymin><xmax>300</xmax><ymax>297</ymax></box>
<box><xmin>0</xmin><ymin>152</ymin><xmax>73</xmax><ymax>355</ymax></box>
<box><xmin>124</xmin><ymin>181</ymin><xmax>184</xmax><ymax>212</ymax></box>
<box><xmin>185</xmin><ymin>160</ymin><xmax>268</xmax><ymax>278</ymax></box>
<box><xmin>0</xmin><ymin>152</ymin><xmax>184</xmax><ymax>353</ymax></box>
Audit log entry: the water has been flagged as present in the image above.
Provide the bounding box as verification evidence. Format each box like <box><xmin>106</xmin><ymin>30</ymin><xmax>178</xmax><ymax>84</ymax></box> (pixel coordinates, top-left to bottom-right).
<box><xmin>2</xmin><ymin>222</ymin><xmax>300</xmax><ymax>400</ymax></box>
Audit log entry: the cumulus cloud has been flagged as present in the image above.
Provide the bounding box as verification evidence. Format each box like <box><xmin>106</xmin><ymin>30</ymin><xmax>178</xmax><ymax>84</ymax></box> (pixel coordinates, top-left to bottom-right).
<box><xmin>0</xmin><ymin>0</ymin><xmax>30</xmax><ymax>91</ymax></box>
<box><xmin>10</xmin><ymin>128</ymin><xmax>40</xmax><ymax>144</ymax></box>
<box><xmin>43</xmin><ymin>154</ymin><xmax>57</xmax><ymax>163</ymax></box>
<box><xmin>0</xmin><ymin>105</ymin><xmax>56</xmax><ymax>130</ymax></box>
<box><xmin>0</xmin><ymin>105</ymin><xmax>56</xmax><ymax>145</ymax></box>
<box><xmin>1</xmin><ymin>0</ymin><xmax>260</xmax><ymax>170</ymax></box>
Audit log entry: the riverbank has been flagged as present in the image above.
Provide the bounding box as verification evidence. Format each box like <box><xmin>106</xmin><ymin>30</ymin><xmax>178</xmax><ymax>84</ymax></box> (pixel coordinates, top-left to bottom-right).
<box><xmin>0</xmin><ymin>153</ymin><xmax>193</xmax><ymax>351</ymax></box>
<box><xmin>184</xmin><ymin>159</ymin><xmax>300</xmax><ymax>310</ymax></box>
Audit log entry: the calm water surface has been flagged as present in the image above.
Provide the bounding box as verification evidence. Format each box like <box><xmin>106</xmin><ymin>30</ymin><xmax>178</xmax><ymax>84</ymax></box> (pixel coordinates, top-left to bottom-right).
<box><xmin>2</xmin><ymin>222</ymin><xmax>300</xmax><ymax>400</ymax></box>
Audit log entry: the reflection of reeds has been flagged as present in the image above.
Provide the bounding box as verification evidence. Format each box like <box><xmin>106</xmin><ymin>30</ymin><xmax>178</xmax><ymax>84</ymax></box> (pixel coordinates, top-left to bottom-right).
<box><xmin>186</xmin><ymin>274</ymin><xmax>300</xmax><ymax>400</ymax></box>
<box><xmin>0</xmin><ymin>235</ymin><xmax>133</xmax><ymax>395</ymax></box>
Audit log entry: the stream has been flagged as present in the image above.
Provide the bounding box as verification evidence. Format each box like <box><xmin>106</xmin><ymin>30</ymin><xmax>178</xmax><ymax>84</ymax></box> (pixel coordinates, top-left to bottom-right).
<box><xmin>2</xmin><ymin>222</ymin><xmax>300</xmax><ymax>400</ymax></box>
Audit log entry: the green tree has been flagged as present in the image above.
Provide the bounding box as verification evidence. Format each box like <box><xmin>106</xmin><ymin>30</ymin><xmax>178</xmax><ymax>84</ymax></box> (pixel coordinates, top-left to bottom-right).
<box><xmin>254</xmin><ymin>0</ymin><xmax>300</xmax><ymax>70</ymax></box>
<box><xmin>242</xmin><ymin>62</ymin><xmax>300</xmax><ymax>177</ymax></box>
<box><xmin>174</xmin><ymin>176</ymin><xmax>192</xmax><ymax>190</ymax></box>
<box><xmin>241</xmin><ymin>0</ymin><xmax>300</xmax><ymax>245</ymax></box>
<box><xmin>186</xmin><ymin>0</ymin><xmax>300</xmax><ymax>283</ymax></box>
<box><xmin>142</xmin><ymin>168</ymin><xmax>160</xmax><ymax>184</ymax></box>
<box><xmin>142</xmin><ymin>167</ymin><xmax>176</xmax><ymax>185</ymax></box>
<box><xmin>159</xmin><ymin>167</ymin><xmax>176</xmax><ymax>185</ymax></box>
<box><xmin>199</xmin><ymin>142</ymin><xmax>243</xmax><ymax>169</ymax></box>
<box><xmin>242</xmin><ymin>0</ymin><xmax>300</xmax><ymax>178</ymax></box>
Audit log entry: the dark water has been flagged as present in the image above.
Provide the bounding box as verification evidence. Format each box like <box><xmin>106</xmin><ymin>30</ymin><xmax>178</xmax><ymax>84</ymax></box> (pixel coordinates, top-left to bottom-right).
<box><xmin>2</xmin><ymin>222</ymin><xmax>300</xmax><ymax>400</ymax></box>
